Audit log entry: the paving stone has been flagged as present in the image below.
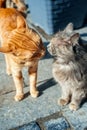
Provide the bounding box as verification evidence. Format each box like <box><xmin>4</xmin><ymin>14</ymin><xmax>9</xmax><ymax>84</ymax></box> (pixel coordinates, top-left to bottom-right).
<box><xmin>43</xmin><ymin>117</ymin><xmax>70</xmax><ymax>130</ymax></box>
<box><xmin>12</xmin><ymin>122</ymin><xmax>41</xmax><ymax>130</ymax></box>
<box><xmin>63</xmin><ymin>104</ymin><xmax>87</xmax><ymax>130</ymax></box>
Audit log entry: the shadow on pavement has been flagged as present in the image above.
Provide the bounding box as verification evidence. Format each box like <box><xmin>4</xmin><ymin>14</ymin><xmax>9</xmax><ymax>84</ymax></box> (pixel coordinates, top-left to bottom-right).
<box><xmin>0</xmin><ymin>78</ymin><xmax>56</xmax><ymax>101</ymax></box>
<box><xmin>24</xmin><ymin>78</ymin><xmax>57</xmax><ymax>99</ymax></box>
<box><xmin>38</xmin><ymin>78</ymin><xmax>57</xmax><ymax>96</ymax></box>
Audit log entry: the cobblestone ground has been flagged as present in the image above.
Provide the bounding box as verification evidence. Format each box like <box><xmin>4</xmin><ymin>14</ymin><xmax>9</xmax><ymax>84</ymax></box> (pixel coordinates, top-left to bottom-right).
<box><xmin>0</xmin><ymin>25</ymin><xmax>87</xmax><ymax>130</ymax></box>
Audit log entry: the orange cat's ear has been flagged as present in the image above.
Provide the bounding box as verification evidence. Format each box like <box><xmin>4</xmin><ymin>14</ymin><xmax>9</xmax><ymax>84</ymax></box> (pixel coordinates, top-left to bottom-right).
<box><xmin>12</xmin><ymin>0</ymin><xmax>27</xmax><ymax>12</ymax></box>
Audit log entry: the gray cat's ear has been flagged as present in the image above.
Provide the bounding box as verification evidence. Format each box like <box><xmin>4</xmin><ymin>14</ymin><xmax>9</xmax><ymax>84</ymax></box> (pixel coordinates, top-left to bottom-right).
<box><xmin>64</xmin><ymin>23</ymin><xmax>73</xmax><ymax>33</ymax></box>
<box><xmin>70</xmin><ymin>33</ymin><xmax>79</xmax><ymax>45</ymax></box>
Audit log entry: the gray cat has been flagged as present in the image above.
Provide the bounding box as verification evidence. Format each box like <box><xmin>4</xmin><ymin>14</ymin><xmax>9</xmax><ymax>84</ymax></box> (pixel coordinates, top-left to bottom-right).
<box><xmin>47</xmin><ymin>23</ymin><xmax>87</xmax><ymax>111</ymax></box>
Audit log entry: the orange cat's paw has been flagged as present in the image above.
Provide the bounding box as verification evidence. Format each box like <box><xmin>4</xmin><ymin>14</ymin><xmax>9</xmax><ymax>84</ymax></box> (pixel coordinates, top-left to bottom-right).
<box><xmin>58</xmin><ymin>98</ymin><xmax>69</xmax><ymax>106</ymax></box>
<box><xmin>14</xmin><ymin>94</ymin><xmax>24</xmax><ymax>101</ymax></box>
<box><xmin>30</xmin><ymin>90</ymin><xmax>39</xmax><ymax>98</ymax></box>
<box><xmin>69</xmin><ymin>103</ymin><xmax>79</xmax><ymax>111</ymax></box>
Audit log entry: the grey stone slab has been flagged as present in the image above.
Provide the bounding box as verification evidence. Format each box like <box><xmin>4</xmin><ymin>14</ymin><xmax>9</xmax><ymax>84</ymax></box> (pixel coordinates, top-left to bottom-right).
<box><xmin>62</xmin><ymin>103</ymin><xmax>87</xmax><ymax>130</ymax></box>
<box><xmin>12</xmin><ymin>122</ymin><xmax>41</xmax><ymax>130</ymax></box>
<box><xmin>44</xmin><ymin>117</ymin><xmax>70</xmax><ymax>130</ymax></box>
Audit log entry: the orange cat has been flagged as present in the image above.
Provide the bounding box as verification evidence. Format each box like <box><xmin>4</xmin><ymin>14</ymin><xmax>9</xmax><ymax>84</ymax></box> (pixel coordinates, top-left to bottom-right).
<box><xmin>0</xmin><ymin>8</ymin><xmax>45</xmax><ymax>101</ymax></box>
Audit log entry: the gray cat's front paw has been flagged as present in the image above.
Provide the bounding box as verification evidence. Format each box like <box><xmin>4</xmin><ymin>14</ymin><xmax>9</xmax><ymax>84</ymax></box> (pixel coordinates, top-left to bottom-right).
<box><xmin>58</xmin><ymin>98</ymin><xmax>69</xmax><ymax>106</ymax></box>
<box><xmin>69</xmin><ymin>103</ymin><xmax>79</xmax><ymax>111</ymax></box>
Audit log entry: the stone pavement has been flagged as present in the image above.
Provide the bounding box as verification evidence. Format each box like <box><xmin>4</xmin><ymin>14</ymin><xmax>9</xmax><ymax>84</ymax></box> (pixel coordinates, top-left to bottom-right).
<box><xmin>0</xmin><ymin>25</ymin><xmax>87</xmax><ymax>130</ymax></box>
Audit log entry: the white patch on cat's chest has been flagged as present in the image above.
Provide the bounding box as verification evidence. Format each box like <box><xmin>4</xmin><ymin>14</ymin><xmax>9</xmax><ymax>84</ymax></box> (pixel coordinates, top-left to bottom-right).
<box><xmin>59</xmin><ymin>64</ymin><xmax>71</xmax><ymax>71</ymax></box>
<box><xmin>53</xmin><ymin>62</ymin><xmax>71</xmax><ymax>72</ymax></box>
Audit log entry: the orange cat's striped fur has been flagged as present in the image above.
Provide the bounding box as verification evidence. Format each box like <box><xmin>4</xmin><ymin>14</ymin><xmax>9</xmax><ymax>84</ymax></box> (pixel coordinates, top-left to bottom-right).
<box><xmin>0</xmin><ymin>8</ymin><xmax>45</xmax><ymax>101</ymax></box>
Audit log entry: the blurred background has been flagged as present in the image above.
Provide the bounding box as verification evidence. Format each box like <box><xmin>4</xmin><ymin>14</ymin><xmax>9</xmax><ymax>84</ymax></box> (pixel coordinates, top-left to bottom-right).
<box><xmin>25</xmin><ymin>0</ymin><xmax>87</xmax><ymax>34</ymax></box>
